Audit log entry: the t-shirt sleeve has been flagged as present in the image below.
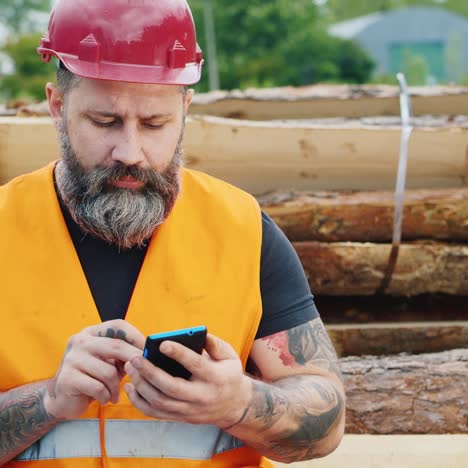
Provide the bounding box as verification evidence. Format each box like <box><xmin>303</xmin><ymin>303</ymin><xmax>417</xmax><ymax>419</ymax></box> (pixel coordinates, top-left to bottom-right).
<box><xmin>256</xmin><ymin>211</ymin><xmax>319</xmax><ymax>339</ymax></box>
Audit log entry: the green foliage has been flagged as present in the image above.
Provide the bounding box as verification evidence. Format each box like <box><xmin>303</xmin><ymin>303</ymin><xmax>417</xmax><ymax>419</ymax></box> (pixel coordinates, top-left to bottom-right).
<box><xmin>190</xmin><ymin>0</ymin><xmax>374</xmax><ymax>91</ymax></box>
<box><xmin>0</xmin><ymin>0</ymin><xmax>50</xmax><ymax>34</ymax></box>
<box><xmin>0</xmin><ymin>33</ymin><xmax>55</xmax><ymax>100</ymax></box>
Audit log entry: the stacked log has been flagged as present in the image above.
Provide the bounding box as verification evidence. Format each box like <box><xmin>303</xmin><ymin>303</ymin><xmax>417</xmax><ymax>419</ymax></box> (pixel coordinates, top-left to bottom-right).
<box><xmin>1</xmin><ymin>85</ymin><xmax>467</xmax><ymax>439</ymax></box>
<box><xmin>258</xmin><ymin>188</ymin><xmax>468</xmax><ymax>242</ymax></box>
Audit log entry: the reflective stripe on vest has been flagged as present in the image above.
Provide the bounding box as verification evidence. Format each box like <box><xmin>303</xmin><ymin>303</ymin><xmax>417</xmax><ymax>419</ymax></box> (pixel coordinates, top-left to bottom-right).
<box><xmin>16</xmin><ymin>419</ymin><xmax>244</xmax><ymax>461</ymax></box>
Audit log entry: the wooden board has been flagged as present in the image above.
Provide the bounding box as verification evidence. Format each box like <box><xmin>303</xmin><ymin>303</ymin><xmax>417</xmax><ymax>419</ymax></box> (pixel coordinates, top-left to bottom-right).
<box><xmin>184</xmin><ymin>116</ymin><xmax>468</xmax><ymax>194</ymax></box>
<box><xmin>259</xmin><ymin>188</ymin><xmax>468</xmax><ymax>242</ymax></box>
<box><xmin>327</xmin><ymin>322</ymin><xmax>468</xmax><ymax>357</ymax></box>
<box><xmin>296</xmin><ymin>241</ymin><xmax>468</xmax><ymax>296</ymax></box>
<box><xmin>190</xmin><ymin>85</ymin><xmax>468</xmax><ymax>120</ymax></box>
<box><xmin>276</xmin><ymin>434</ymin><xmax>468</xmax><ymax>468</ymax></box>
<box><xmin>341</xmin><ymin>349</ymin><xmax>468</xmax><ymax>434</ymax></box>
<box><xmin>3</xmin><ymin>116</ymin><xmax>466</xmax><ymax>193</ymax></box>
<box><xmin>0</xmin><ymin>117</ymin><xmax>468</xmax><ymax>194</ymax></box>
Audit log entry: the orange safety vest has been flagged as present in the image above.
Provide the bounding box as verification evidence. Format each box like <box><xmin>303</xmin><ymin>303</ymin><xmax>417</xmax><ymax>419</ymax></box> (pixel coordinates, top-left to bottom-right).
<box><xmin>0</xmin><ymin>164</ymin><xmax>274</xmax><ymax>468</ymax></box>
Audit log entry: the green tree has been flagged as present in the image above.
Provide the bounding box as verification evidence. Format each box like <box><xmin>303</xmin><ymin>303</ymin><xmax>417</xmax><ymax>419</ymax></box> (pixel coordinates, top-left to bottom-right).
<box><xmin>0</xmin><ymin>0</ymin><xmax>50</xmax><ymax>34</ymax></box>
<box><xmin>190</xmin><ymin>0</ymin><xmax>374</xmax><ymax>91</ymax></box>
<box><xmin>0</xmin><ymin>32</ymin><xmax>55</xmax><ymax>100</ymax></box>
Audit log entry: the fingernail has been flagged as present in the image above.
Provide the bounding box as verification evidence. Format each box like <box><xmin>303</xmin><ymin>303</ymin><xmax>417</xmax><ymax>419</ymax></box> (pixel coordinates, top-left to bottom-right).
<box><xmin>131</xmin><ymin>357</ymin><xmax>142</xmax><ymax>369</ymax></box>
<box><xmin>126</xmin><ymin>363</ymin><xmax>135</xmax><ymax>376</ymax></box>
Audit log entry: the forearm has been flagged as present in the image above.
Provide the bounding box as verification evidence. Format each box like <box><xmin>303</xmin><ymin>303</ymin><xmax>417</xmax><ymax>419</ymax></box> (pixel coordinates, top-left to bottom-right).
<box><xmin>227</xmin><ymin>374</ymin><xmax>345</xmax><ymax>463</ymax></box>
<box><xmin>0</xmin><ymin>381</ymin><xmax>59</xmax><ymax>466</ymax></box>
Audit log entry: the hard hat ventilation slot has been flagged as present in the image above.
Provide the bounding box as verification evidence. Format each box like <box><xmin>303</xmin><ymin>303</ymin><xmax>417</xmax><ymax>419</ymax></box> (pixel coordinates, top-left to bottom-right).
<box><xmin>79</xmin><ymin>34</ymin><xmax>101</xmax><ymax>63</ymax></box>
<box><xmin>168</xmin><ymin>40</ymin><xmax>188</xmax><ymax>69</ymax></box>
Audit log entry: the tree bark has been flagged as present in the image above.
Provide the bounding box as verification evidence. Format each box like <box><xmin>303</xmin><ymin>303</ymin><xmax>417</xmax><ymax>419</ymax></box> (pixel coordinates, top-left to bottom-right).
<box><xmin>295</xmin><ymin>241</ymin><xmax>468</xmax><ymax>296</ymax></box>
<box><xmin>341</xmin><ymin>349</ymin><xmax>468</xmax><ymax>434</ymax></box>
<box><xmin>259</xmin><ymin>188</ymin><xmax>468</xmax><ymax>242</ymax></box>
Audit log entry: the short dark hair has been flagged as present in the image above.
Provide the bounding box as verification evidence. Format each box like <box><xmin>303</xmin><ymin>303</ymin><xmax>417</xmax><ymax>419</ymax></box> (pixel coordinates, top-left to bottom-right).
<box><xmin>56</xmin><ymin>65</ymin><xmax>81</xmax><ymax>98</ymax></box>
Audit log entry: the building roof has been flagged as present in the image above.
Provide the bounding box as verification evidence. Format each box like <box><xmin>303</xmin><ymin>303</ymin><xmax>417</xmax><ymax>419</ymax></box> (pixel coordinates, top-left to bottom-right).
<box><xmin>329</xmin><ymin>12</ymin><xmax>384</xmax><ymax>39</ymax></box>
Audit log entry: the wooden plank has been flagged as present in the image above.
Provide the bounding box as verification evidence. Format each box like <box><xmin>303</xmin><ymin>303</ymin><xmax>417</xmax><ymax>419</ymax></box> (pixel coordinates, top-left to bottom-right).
<box><xmin>190</xmin><ymin>85</ymin><xmax>468</xmax><ymax>120</ymax></box>
<box><xmin>341</xmin><ymin>349</ymin><xmax>468</xmax><ymax>434</ymax></box>
<box><xmin>327</xmin><ymin>322</ymin><xmax>468</xmax><ymax>357</ymax></box>
<box><xmin>259</xmin><ymin>188</ymin><xmax>468</xmax><ymax>242</ymax></box>
<box><xmin>0</xmin><ymin>117</ymin><xmax>59</xmax><ymax>184</ymax></box>
<box><xmin>184</xmin><ymin>116</ymin><xmax>468</xmax><ymax>194</ymax></box>
<box><xmin>1</xmin><ymin>116</ymin><xmax>467</xmax><ymax>193</ymax></box>
<box><xmin>276</xmin><ymin>434</ymin><xmax>468</xmax><ymax>468</ymax></box>
<box><xmin>296</xmin><ymin>241</ymin><xmax>468</xmax><ymax>296</ymax></box>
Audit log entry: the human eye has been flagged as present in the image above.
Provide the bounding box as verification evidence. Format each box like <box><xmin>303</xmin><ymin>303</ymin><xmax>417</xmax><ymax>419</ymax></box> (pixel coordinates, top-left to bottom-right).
<box><xmin>144</xmin><ymin>122</ymin><xmax>165</xmax><ymax>130</ymax></box>
<box><xmin>90</xmin><ymin>118</ymin><xmax>116</xmax><ymax>128</ymax></box>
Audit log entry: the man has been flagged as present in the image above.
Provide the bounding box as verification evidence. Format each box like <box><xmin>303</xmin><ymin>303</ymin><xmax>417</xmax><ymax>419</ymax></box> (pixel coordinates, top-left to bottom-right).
<box><xmin>0</xmin><ymin>0</ymin><xmax>345</xmax><ymax>466</ymax></box>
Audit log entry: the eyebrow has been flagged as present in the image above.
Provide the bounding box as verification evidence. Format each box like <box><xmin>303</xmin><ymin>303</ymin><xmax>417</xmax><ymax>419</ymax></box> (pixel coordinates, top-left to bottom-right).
<box><xmin>87</xmin><ymin>110</ymin><xmax>173</xmax><ymax>120</ymax></box>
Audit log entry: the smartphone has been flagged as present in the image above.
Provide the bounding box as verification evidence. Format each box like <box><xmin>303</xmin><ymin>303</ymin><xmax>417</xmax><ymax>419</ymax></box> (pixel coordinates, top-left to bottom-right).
<box><xmin>143</xmin><ymin>326</ymin><xmax>207</xmax><ymax>380</ymax></box>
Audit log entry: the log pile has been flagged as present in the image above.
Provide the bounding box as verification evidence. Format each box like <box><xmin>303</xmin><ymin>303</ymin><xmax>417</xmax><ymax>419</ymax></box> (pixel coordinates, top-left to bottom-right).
<box><xmin>1</xmin><ymin>85</ymin><xmax>467</xmax><ymax>437</ymax></box>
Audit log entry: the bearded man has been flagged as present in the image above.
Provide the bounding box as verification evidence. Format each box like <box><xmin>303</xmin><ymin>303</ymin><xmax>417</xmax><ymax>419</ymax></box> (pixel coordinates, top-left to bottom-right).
<box><xmin>0</xmin><ymin>1</ymin><xmax>345</xmax><ymax>466</ymax></box>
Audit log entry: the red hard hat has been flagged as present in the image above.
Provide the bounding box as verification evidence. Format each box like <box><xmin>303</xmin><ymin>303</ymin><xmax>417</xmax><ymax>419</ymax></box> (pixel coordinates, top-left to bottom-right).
<box><xmin>37</xmin><ymin>0</ymin><xmax>203</xmax><ymax>85</ymax></box>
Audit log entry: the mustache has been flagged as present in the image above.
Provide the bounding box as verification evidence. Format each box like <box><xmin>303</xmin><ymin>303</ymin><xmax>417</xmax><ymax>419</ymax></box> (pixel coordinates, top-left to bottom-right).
<box><xmin>74</xmin><ymin>162</ymin><xmax>179</xmax><ymax>198</ymax></box>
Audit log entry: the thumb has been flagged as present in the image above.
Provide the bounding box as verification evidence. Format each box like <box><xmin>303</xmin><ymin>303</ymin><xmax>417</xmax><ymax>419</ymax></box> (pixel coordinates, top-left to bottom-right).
<box><xmin>205</xmin><ymin>334</ymin><xmax>238</xmax><ymax>361</ymax></box>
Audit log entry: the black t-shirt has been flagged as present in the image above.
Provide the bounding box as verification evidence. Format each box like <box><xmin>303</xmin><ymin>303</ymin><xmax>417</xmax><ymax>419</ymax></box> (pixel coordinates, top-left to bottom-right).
<box><xmin>59</xmin><ymin>197</ymin><xmax>318</xmax><ymax>339</ymax></box>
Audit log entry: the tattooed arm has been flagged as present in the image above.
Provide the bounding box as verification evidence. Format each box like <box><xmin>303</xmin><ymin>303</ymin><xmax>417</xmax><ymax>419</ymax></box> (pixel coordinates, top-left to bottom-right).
<box><xmin>0</xmin><ymin>382</ymin><xmax>58</xmax><ymax>465</ymax></box>
<box><xmin>230</xmin><ymin>317</ymin><xmax>345</xmax><ymax>463</ymax></box>
<box><xmin>0</xmin><ymin>320</ymin><xmax>145</xmax><ymax>466</ymax></box>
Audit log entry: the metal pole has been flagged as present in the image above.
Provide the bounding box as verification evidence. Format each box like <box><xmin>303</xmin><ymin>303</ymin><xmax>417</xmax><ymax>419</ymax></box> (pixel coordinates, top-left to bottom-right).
<box><xmin>203</xmin><ymin>0</ymin><xmax>220</xmax><ymax>90</ymax></box>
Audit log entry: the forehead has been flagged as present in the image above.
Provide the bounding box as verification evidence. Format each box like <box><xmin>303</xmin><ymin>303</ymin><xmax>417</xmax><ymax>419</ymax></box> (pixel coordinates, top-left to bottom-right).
<box><xmin>68</xmin><ymin>78</ymin><xmax>182</xmax><ymax>115</ymax></box>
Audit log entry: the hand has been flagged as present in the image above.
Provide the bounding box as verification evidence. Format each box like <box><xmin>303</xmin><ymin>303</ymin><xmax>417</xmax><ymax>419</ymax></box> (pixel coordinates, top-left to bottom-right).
<box><xmin>124</xmin><ymin>334</ymin><xmax>253</xmax><ymax>429</ymax></box>
<box><xmin>44</xmin><ymin>319</ymin><xmax>145</xmax><ymax>420</ymax></box>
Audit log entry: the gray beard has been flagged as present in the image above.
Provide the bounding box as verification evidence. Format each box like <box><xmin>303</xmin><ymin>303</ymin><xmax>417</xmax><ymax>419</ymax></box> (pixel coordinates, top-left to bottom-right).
<box><xmin>57</xmin><ymin>121</ymin><xmax>183</xmax><ymax>250</ymax></box>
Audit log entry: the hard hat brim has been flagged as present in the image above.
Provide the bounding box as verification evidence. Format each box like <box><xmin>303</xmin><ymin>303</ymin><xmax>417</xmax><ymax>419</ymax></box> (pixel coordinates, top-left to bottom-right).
<box><xmin>40</xmin><ymin>49</ymin><xmax>203</xmax><ymax>86</ymax></box>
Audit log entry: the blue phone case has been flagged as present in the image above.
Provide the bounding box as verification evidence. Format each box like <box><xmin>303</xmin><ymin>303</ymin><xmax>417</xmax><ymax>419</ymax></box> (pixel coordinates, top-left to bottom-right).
<box><xmin>143</xmin><ymin>326</ymin><xmax>207</xmax><ymax>379</ymax></box>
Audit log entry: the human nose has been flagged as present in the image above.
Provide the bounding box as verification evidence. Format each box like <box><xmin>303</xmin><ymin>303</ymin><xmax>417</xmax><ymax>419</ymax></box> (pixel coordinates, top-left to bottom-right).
<box><xmin>111</xmin><ymin>124</ymin><xmax>145</xmax><ymax>166</ymax></box>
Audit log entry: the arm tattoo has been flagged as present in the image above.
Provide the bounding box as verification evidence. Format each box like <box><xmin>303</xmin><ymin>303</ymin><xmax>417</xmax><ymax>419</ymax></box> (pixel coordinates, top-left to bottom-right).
<box><xmin>234</xmin><ymin>376</ymin><xmax>344</xmax><ymax>462</ymax></box>
<box><xmin>287</xmin><ymin>319</ymin><xmax>343</xmax><ymax>379</ymax></box>
<box><xmin>270</xmin><ymin>377</ymin><xmax>344</xmax><ymax>460</ymax></box>
<box><xmin>235</xmin><ymin>319</ymin><xmax>344</xmax><ymax>461</ymax></box>
<box><xmin>0</xmin><ymin>382</ymin><xmax>57</xmax><ymax>463</ymax></box>
<box><xmin>98</xmin><ymin>327</ymin><xmax>133</xmax><ymax>344</ymax></box>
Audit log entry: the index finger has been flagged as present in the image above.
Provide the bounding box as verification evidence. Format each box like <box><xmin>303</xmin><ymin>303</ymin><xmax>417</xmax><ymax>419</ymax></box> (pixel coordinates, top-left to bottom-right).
<box><xmin>85</xmin><ymin>337</ymin><xmax>143</xmax><ymax>364</ymax></box>
<box><xmin>85</xmin><ymin>319</ymin><xmax>146</xmax><ymax>350</ymax></box>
